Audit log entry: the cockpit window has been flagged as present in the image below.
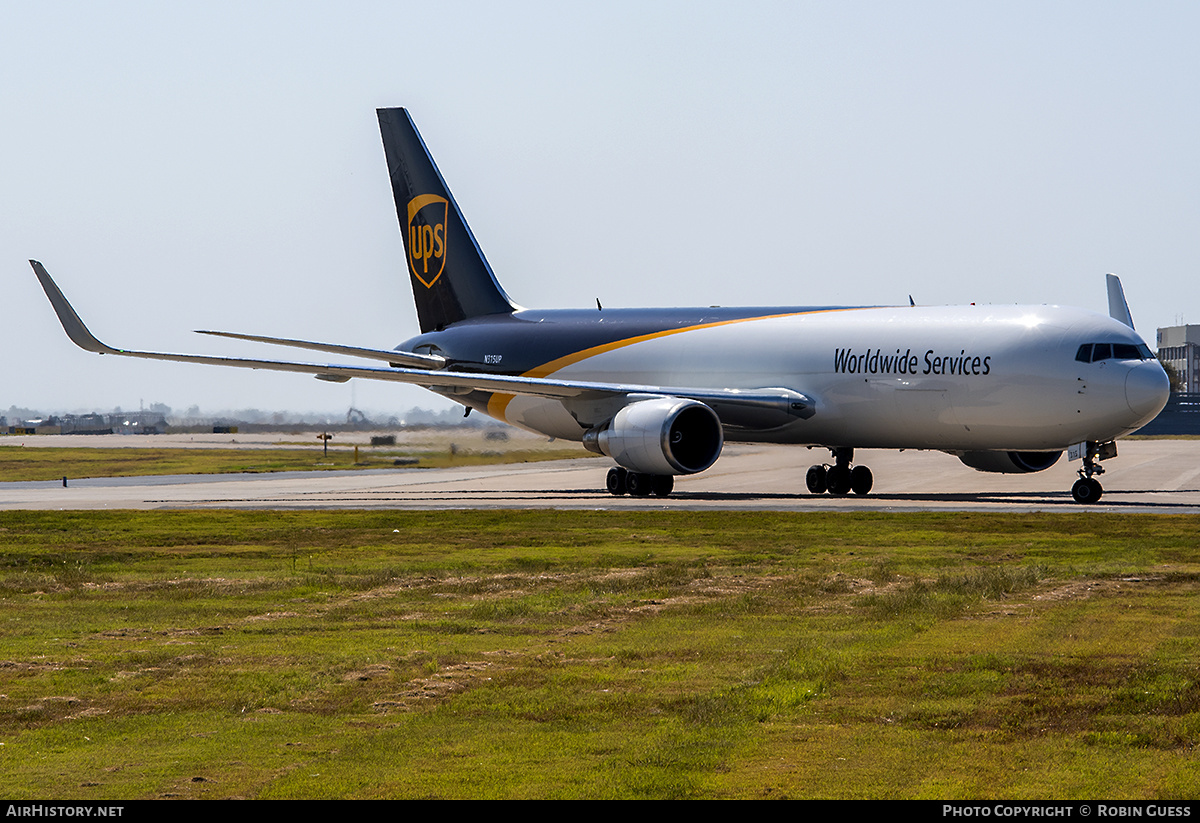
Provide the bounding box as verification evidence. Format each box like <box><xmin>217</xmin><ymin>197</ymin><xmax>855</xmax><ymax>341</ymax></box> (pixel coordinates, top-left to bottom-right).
<box><xmin>1076</xmin><ymin>342</ymin><xmax>1155</xmax><ymax>363</ymax></box>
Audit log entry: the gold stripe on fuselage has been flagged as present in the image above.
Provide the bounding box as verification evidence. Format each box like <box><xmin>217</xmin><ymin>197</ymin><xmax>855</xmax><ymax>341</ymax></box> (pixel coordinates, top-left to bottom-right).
<box><xmin>485</xmin><ymin>308</ymin><xmax>857</xmax><ymax>423</ymax></box>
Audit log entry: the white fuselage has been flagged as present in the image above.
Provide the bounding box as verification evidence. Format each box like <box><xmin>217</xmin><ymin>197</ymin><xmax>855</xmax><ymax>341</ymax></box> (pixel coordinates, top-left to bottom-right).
<box><xmin>491</xmin><ymin>304</ymin><xmax>1168</xmax><ymax>451</ymax></box>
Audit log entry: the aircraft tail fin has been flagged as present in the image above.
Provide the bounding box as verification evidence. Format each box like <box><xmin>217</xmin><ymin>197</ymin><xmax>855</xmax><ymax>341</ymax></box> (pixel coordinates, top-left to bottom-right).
<box><xmin>377</xmin><ymin>108</ymin><xmax>517</xmax><ymax>333</ymax></box>
<box><xmin>1106</xmin><ymin>273</ymin><xmax>1135</xmax><ymax>330</ymax></box>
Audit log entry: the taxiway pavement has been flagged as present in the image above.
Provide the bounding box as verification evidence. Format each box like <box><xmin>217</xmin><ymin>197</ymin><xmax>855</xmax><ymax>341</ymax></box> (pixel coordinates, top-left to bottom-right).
<box><xmin>1</xmin><ymin>439</ymin><xmax>1197</xmax><ymax>513</ymax></box>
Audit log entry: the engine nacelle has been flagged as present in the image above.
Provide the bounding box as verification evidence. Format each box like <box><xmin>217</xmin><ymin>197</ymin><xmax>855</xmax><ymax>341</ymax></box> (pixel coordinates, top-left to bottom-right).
<box><xmin>583</xmin><ymin>397</ymin><xmax>723</xmax><ymax>476</ymax></box>
<box><xmin>957</xmin><ymin>450</ymin><xmax>1062</xmax><ymax>474</ymax></box>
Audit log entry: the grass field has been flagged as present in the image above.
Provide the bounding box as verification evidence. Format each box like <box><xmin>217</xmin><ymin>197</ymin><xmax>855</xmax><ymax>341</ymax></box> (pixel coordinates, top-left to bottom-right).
<box><xmin>1</xmin><ymin>509</ymin><xmax>1198</xmax><ymax>799</ymax></box>
<box><xmin>0</xmin><ymin>443</ymin><xmax>592</xmax><ymax>482</ymax></box>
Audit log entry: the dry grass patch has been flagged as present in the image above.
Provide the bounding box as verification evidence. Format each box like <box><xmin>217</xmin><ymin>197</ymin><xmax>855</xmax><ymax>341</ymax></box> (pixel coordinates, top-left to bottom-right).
<box><xmin>2</xmin><ymin>510</ymin><xmax>1199</xmax><ymax>798</ymax></box>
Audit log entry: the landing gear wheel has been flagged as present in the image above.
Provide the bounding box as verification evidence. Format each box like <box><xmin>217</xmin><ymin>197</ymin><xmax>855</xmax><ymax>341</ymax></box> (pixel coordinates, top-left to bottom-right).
<box><xmin>606</xmin><ymin>467</ymin><xmax>628</xmax><ymax>496</ymax></box>
<box><xmin>1071</xmin><ymin>441</ymin><xmax>1110</xmax><ymax>504</ymax></box>
<box><xmin>850</xmin><ymin>465</ymin><xmax>873</xmax><ymax>495</ymax></box>
<box><xmin>652</xmin><ymin>475</ymin><xmax>674</xmax><ymax>497</ymax></box>
<box><xmin>626</xmin><ymin>472</ymin><xmax>653</xmax><ymax>497</ymax></box>
<box><xmin>808</xmin><ymin>448</ymin><xmax>873</xmax><ymax>497</ymax></box>
<box><xmin>826</xmin><ymin>465</ymin><xmax>853</xmax><ymax>496</ymax></box>
<box><xmin>805</xmin><ymin>464</ymin><xmax>828</xmax><ymax>494</ymax></box>
<box><xmin>1071</xmin><ymin>477</ymin><xmax>1103</xmax><ymax>504</ymax></box>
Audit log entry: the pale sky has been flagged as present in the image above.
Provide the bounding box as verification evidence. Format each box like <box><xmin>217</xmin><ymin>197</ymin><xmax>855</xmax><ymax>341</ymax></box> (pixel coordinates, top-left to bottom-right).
<box><xmin>4</xmin><ymin>1</ymin><xmax>1198</xmax><ymax>417</ymax></box>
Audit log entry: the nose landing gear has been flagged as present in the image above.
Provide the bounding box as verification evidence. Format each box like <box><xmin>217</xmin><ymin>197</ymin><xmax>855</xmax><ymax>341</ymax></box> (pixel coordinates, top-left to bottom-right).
<box><xmin>1071</xmin><ymin>441</ymin><xmax>1114</xmax><ymax>503</ymax></box>
<box><xmin>806</xmin><ymin>448</ymin><xmax>873</xmax><ymax>496</ymax></box>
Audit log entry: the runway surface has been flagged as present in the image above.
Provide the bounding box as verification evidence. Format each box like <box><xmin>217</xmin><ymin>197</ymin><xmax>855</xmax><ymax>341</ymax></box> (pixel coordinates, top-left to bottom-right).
<box><xmin>2</xmin><ymin>439</ymin><xmax>1198</xmax><ymax>513</ymax></box>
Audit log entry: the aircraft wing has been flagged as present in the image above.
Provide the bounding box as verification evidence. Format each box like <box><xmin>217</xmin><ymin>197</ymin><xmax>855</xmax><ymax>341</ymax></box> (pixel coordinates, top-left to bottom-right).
<box><xmin>30</xmin><ymin>261</ymin><xmax>814</xmax><ymax>428</ymax></box>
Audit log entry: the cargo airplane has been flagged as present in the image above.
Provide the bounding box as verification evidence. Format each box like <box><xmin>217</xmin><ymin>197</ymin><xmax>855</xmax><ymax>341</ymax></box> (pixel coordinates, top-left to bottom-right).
<box><xmin>30</xmin><ymin>108</ymin><xmax>1170</xmax><ymax>503</ymax></box>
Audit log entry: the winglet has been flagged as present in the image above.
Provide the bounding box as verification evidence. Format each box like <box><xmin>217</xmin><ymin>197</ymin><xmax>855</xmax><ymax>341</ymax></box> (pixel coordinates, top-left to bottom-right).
<box><xmin>1105</xmin><ymin>273</ymin><xmax>1135</xmax><ymax>330</ymax></box>
<box><xmin>28</xmin><ymin>260</ymin><xmax>120</xmax><ymax>354</ymax></box>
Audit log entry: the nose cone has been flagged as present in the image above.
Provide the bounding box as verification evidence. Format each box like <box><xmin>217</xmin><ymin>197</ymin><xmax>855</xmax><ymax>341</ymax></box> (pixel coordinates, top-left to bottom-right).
<box><xmin>1126</xmin><ymin>360</ymin><xmax>1171</xmax><ymax>422</ymax></box>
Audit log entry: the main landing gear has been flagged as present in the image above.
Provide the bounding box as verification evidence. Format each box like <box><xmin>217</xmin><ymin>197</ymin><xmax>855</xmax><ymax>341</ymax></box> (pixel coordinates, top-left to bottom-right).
<box><xmin>606</xmin><ymin>466</ymin><xmax>674</xmax><ymax>498</ymax></box>
<box><xmin>806</xmin><ymin>447</ymin><xmax>873</xmax><ymax>496</ymax></box>
<box><xmin>1071</xmin><ymin>441</ymin><xmax>1113</xmax><ymax>504</ymax></box>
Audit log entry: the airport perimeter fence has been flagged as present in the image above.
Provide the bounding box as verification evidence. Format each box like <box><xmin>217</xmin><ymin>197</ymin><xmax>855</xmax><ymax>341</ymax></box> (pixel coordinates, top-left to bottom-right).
<box><xmin>1136</xmin><ymin>392</ymin><xmax>1200</xmax><ymax>435</ymax></box>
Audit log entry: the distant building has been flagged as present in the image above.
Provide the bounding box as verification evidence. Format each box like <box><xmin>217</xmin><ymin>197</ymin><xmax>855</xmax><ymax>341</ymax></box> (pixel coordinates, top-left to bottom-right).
<box><xmin>110</xmin><ymin>411</ymin><xmax>168</xmax><ymax>434</ymax></box>
<box><xmin>57</xmin><ymin>411</ymin><xmax>168</xmax><ymax>435</ymax></box>
<box><xmin>60</xmin><ymin>413</ymin><xmax>112</xmax><ymax>435</ymax></box>
<box><xmin>1157</xmin><ymin>325</ymin><xmax>1200</xmax><ymax>393</ymax></box>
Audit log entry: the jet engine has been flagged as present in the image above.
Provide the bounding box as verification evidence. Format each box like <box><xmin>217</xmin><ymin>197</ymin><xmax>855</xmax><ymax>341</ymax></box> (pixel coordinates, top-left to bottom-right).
<box><xmin>583</xmin><ymin>397</ymin><xmax>723</xmax><ymax>476</ymax></box>
<box><xmin>956</xmin><ymin>450</ymin><xmax>1062</xmax><ymax>474</ymax></box>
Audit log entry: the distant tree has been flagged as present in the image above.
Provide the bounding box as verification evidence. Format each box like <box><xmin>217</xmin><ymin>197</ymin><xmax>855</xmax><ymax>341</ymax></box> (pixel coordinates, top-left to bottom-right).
<box><xmin>1159</xmin><ymin>358</ymin><xmax>1184</xmax><ymax>392</ymax></box>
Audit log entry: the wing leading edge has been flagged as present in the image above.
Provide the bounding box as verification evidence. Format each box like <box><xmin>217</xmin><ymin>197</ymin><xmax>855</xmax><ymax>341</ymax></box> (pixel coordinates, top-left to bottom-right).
<box><xmin>29</xmin><ymin>261</ymin><xmax>815</xmax><ymax>427</ymax></box>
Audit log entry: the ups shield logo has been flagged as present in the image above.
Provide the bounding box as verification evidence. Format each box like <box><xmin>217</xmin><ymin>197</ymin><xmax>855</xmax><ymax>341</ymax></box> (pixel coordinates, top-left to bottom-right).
<box><xmin>406</xmin><ymin>194</ymin><xmax>449</xmax><ymax>288</ymax></box>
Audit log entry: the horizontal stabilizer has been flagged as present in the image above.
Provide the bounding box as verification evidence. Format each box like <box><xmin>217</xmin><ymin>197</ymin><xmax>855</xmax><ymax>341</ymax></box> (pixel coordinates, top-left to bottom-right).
<box><xmin>195</xmin><ymin>330</ymin><xmax>445</xmax><ymax>369</ymax></box>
